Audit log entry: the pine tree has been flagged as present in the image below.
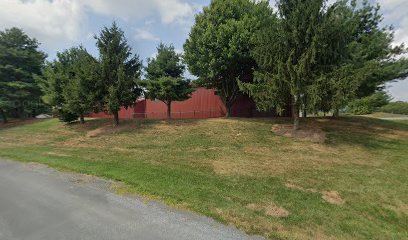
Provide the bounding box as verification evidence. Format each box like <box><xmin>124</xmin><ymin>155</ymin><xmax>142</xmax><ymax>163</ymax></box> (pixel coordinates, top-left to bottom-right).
<box><xmin>95</xmin><ymin>22</ymin><xmax>142</xmax><ymax>126</ymax></box>
<box><xmin>0</xmin><ymin>28</ymin><xmax>46</xmax><ymax>123</ymax></box>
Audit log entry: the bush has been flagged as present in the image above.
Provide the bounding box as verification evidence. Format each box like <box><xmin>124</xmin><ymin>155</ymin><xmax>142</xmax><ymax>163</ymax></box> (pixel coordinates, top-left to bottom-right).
<box><xmin>347</xmin><ymin>92</ymin><xmax>391</xmax><ymax>115</ymax></box>
<box><xmin>379</xmin><ymin>101</ymin><xmax>408</xmax><ymax>115</ymax></box>
<box><xmin>52</xmin><ymin>107</ymin><xmax>78</xmax><ymax>123</ymax></box>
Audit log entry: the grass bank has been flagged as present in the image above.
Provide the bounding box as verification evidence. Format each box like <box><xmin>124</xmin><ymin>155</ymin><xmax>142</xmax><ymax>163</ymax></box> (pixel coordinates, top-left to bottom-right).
<box><xmin>0</xmin><ymin>117</ymin><xmax>407</xmax><ymax>239</ymax></box>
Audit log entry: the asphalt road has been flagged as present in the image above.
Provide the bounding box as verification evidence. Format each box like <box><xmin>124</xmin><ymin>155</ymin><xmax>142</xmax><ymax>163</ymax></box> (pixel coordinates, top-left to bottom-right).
<box><xmin>0</xmin><ymin>159</ymin><xmax>262</xmax><ymax>240</ymax></box>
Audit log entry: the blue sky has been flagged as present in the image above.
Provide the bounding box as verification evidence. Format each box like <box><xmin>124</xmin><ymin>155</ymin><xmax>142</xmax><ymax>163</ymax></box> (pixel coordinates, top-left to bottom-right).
<box><xmin>1</xmin><ymin>0</ymin><xmax>407</xmax><ymax>101</ymax></box>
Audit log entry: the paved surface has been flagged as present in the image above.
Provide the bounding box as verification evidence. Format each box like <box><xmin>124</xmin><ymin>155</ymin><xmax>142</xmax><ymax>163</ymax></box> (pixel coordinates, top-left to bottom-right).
<box><xmin>380</xmin><ymin>117</ymin><xmax>408</xmax><ymax>120</ymax></box>
<box><xmin>0</xmin><ymin>159</ymin><xmax>262</xmax><ymax>240</ymax></box>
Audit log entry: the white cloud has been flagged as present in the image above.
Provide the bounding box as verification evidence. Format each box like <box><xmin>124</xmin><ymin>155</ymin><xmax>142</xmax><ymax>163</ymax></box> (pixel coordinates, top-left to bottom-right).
<box><xmin>394</xmin><ymin>18</ymin><xmax>408</xmax><ymax>46</ymax></box>
<box><xmin>82</xmin><ymin>0</ymin><xmax>193</xmax><ymax>24</ymax></box>
<box><xmin>0</xmin><ymin>0</ymin><xmax>194</xmax><ymax>51</ymax></box>
<box><xmin>386</xmin><ymin>78</ymin><xmax>408</xmax><ymax>102</ymax></box>
<box><xmin>0</xmin><ymin>0</ymin><xmax>86</xmax><ymax>50</ymax></box>
<box><xmin>134</xmin><ymin>29</ymin><xmax>159</xmax><ymax>41</ymax></box>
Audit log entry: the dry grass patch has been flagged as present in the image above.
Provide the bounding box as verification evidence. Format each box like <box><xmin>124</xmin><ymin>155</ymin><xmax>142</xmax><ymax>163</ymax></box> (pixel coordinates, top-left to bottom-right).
<box><xmin>321</xmin><ymin>191</ymin><xmax>346</xmax><ymax>205</ymax></box>
<box><xmin>272</xmin><ymin>124</ymin><xmax>326</xmax><ymax>143</ymax></box>
<box><xmin>285</xmin><ymin>182</ymin><xmax>345</xmax><ymax>205</ymax></box>
<box><xmin>246</xmin><ymin>203</ymin><xmax>289</xmax><ymax>218</ymax></box>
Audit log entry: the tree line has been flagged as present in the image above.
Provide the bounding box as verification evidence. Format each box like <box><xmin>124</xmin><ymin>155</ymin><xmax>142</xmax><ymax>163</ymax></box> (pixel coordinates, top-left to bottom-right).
<box><xmin>184</xmin><ymin>0</ymin><xmax>408</xmax><ymax>129</ymax></box>
<box><xmin>1</xmin><ymin>0</ymin><xmax>407</xmax><ymax>129</ymax></box>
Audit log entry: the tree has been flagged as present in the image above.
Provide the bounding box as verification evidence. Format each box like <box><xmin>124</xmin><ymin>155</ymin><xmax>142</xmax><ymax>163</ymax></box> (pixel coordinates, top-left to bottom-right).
<box><xmin>95</xmin><ymin>22</ymin><xmax>143</xmax><ymax>126</ymax></box>
<box><xmin>240</xmin><ymin>0</ymin><xmax>408</xmax><ymax>129</ymax></box>
<box><xmin>347</xmin><ymin>91</ymin><xmax>391</xmax><ymax>115</ymax></box>
<box><xmin>183</xmin><ymin>0</ymin><xmax>271</xmax><ymax>117</ymax></box>
<box><xmin>62</xmin><ymin>47</ymin><xmax>97</xmax><ymax>123</ymax></box>
<box><xmin>0</xmin><ymin>27</ymin><xmax>46</xmax><ymax>123</ymax></box>
<box><xmin>143</xmin><ymin>43</ymin><xmax>193</xmax><ymax>120</ymax></box>
<box><xmin>310</xmin><ymin>1</ymin><xmax>408</xmax><ymax>116</ymax></box>
<box><xmin>39</xmin><ymin>47</ymin><xmax>96</xmax><ymax>123</ymax></box>
<box><xmin>241</xmin><ymin>0</ymin><xmax>327</xmax><ymax>129</ymax></box>
<box><xmin>143</xmin><ymin>77</ymin><xmax>193</xmax><ymax>120</ymax></box>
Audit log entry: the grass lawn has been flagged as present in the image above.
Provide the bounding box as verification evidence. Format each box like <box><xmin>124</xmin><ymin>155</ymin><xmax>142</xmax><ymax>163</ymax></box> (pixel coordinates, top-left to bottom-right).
<box><xmin>362</xmin><ymin>112</ymin><xmax>408</xmax><ymax>119</ymax></box>
<box><xmin>0</xmin><ymin>116</ymin><xmax>407</xmax><ymax>239</ymax></box>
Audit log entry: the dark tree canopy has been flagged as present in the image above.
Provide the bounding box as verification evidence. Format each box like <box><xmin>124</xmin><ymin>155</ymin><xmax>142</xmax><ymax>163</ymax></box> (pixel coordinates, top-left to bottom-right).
<box><xmin>183</xmin><ymin>0</ymin><xmax>272</xmax><ymax>117</ymax></box>
<box><xmin>0</xmin><ymin>27</ymin><xmax>46</xmax><ymax>123</ymax></box>
<box><xmin>95</xmin><ymin>22</ymin><xmax>143</xmax><ymax>126</ymax></box>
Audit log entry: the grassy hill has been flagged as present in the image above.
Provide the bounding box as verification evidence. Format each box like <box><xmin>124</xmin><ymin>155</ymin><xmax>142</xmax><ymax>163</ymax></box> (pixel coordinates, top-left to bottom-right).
<box><xmin>0</xmin><ymin>117</ymin><xmax>407</xmax><ymax>239</ymax></box>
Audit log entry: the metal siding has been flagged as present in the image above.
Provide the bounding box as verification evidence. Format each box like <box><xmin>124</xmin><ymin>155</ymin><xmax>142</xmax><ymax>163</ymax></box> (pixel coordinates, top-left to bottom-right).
<box><xmin>88</xmin><ymin>87</ymin><xmax>285</xmax><ymax>119</ymax></box>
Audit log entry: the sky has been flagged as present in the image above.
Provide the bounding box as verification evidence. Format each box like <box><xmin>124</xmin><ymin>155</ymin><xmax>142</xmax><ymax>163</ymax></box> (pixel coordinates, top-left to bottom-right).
<box><xmin>0</xmin><ymin>0</ymin><xmax>407</xmax><ymax>101</ymax></box>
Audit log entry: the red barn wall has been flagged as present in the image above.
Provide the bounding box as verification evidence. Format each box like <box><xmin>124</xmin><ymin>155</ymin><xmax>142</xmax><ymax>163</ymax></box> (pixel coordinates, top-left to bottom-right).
<box><xmin>88</xmin><ymin>107</ymin><xmax>135</xmax><ymax>119</ymax></box>
<box><xmin>140</xmin><ymin>88</ymin><xmax>226</xmax><ymax>119</ymax></box>
<box><xmin>88</xmin><ymin>87</ymin><xmax>288</xmax><ymax>119</ymax></box>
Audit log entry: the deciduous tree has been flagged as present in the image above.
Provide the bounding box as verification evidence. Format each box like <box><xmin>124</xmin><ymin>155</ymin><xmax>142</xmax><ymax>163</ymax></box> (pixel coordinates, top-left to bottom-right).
<box><xmin>143</xmin><ymin>44</ymin><xmax>193</xmax><ymax>119</ymax></box>
<box><xmin>184</xmin><ymin>0</ymin><xmax>271</xmax><ymax>117</ymax></box>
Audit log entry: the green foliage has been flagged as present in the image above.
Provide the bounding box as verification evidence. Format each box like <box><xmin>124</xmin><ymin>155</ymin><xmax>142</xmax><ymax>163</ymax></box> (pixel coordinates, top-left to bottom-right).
<box><xmin>39</xmin><ymin>46</ymin><xmax>96</xmax><ymax>123</ymax></box>
<box><xmin>241</xmin><ymin>0</ymin><xmax>328</xmax><ymax>128</ymax></box>
<box><xmin>57</xmin><ymin>109</ymin><xmax>79</xmax><ymax>123</ymax></box>
<box><xmin>62</xmin><ymin>47</ymin><xmax>98</xmax><ymax>123</ymax></box>
<box><xmin>143</xmin><ymin>43</ymin><xmax>193</xmax><ymax>119</ymax></box>
<box><xmin>183</xmin><ymin>0</ymin><xmax>272</xmax><ymax>116</ymax></box>
<box><xmin>240</xmin><ymin>0</ymin><xmax>408</xmax><ymax>127</ymax></box>
<box><xmin>379</xmin><ymin>101</ymin><xmax>408</xmax><ymax>115</ymax></box>
<box><xmin>95</xmin><ymin>22</ymin><xmax>143</xmax><ymax>125</ymax></box>
<box><xmin>347</xmin><ymin>91</ymin><xmax>391</xmax><ymax>115</ymax></box>
<box><xmin>0</xmin><ymin>27</ymin><xmax>46</xmax><ymax>122</ymax></box>
<box><xmin>145</xmin><ymin>43</ymin><xmax>184</xmax><ymax>79</ymax></box>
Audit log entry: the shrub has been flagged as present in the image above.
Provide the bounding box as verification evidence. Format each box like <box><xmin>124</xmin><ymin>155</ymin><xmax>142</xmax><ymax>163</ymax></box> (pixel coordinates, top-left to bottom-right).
<box><xmin>52</xmin><ymin>107</ymin><xmax>78</xmax><ymax>123</ymax></box>
<box><xmin>347</xmin><ymin>92</ymin><xmax>391</xmax><ymax>115</ymax></box>
<box><xmin>379</xmin><ymin>101</ymin><xmax>408</xmax><ymax>115</ymax></box>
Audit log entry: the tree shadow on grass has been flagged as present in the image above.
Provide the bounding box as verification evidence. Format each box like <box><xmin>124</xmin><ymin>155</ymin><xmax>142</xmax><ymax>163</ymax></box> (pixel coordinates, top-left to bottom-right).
<box><xmin>321</xmin><ymin>117</ymin><xmax>408</xmax><ymax>150</ymax></box>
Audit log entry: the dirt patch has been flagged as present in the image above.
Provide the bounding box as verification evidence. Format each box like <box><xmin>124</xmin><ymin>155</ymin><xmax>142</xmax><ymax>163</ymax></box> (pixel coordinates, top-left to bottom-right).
<box><xmin>285</xmin><ymin>183</ymin><xmax>345</xmax><ymax>205</ymax></box>
<box><xmin>272</xmin><ymin>124</ymin><xmax>326</xmax><ymax>143</ymax></box>
<box><xmin>86</xmin><ymin>126</ymin><xmax>112</xmax><ymax>137</ymax></box>
<box><xmin>246</xmin><ymin>203</ymin><xmax>289</xmax><ymax>218</ymax></box>
<box><xmin>322</xmin><ymin>191</ymin><xmax>345</xmax><ymax>205</ymax></box>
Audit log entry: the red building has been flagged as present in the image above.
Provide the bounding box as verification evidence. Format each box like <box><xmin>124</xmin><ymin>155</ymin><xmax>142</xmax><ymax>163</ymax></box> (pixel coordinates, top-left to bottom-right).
<box><xmin>89</xmin><ymin>88</ymin><xmax>285</xmax><ymax>119</ymax></box>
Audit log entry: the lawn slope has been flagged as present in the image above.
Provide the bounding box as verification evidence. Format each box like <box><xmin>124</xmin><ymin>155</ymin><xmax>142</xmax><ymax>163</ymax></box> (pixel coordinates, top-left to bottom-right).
<box><xmin>0</xmin><ymin>117</ymin><xmax>407</xmax><ymax>239</ymax></box>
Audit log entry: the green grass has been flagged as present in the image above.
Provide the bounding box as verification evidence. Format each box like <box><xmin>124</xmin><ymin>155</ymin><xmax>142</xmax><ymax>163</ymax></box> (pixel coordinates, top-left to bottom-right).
<box><xmin>0</xmin><ymin>117</ymin><xmax>407</xmax><ymax>239</ymax></box>
<box><xmin>363</xmin><ymin>112</ymin><xmax>408</xmax><ymax>118</ymax></box>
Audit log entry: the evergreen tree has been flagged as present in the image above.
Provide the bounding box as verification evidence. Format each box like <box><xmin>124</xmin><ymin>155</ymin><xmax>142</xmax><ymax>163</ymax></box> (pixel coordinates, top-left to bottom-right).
<box><xmin>39</xmin><ymin>47</ymin><xmax>97</xmax><ymax>123</ymax></box>
<box><xmin>184</xmin><ymin>0</ymin><xmax>271</xmax><ymax>117</ymax></box>
<box><xmin>143</xmin><ymin>43</ymin><xmax>193</xmax><ymax>119</ymax></box>
<box><xmin>0</xmin><ymin>28</ymin><xmax>46</xmax><ymax>123</ymax></box>
<box><xmin>241</xmin><ymin>0</ymin><xmax>408</xmax><ymax>129</ymax></box>
<box><xmin>62</xmin><ymin>47</ymin><xmax>97</xmax><ymax>123</ymax></box>
<box><xmin>95</xmin><ymin>22</ymin><xmax>142</xmax><ymax>126</ymax></box>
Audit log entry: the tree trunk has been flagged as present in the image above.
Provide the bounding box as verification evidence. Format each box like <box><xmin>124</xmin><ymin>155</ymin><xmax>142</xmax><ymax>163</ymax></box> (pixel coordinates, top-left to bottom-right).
<box><xmin>113</xmin><ymin>111</ymin><xmax>119</xmax><ymax>126</ymax></box>
<box><xmin>225</xmin><ymin>102</ymin><xmax>232</xmax><ymax>118</ymax></box>
<box><xmin>0</xmin><ymin>109</ymin><xmax>7</xmax><ymax>124</ymax></box>
<box><xmin>79</xmin><ymin>114</ymin><xmax>85</xmax><ymax>124</ymax></box>
<box><xmin>332</xmin><ymin>108</ymin><xmax>339</xmax><ymax>117</ymax></box>
<box><xmin>292</xmin><ymin>96</ymin><xmax>300</xmax><ymax>131</ymax></box>
<box><xmin>167</xmin><ymin>102</ymin><xmax>172</xmax><ymax>120</ymax></box>
<box><xmin>303</xmin><ymin>95</ymin><xmax>307</xmax><ymax>118</ymax></box>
